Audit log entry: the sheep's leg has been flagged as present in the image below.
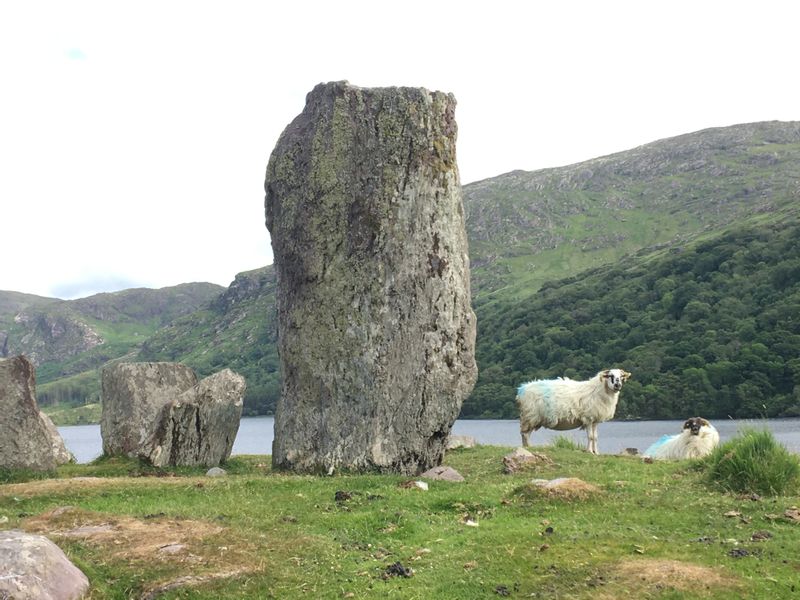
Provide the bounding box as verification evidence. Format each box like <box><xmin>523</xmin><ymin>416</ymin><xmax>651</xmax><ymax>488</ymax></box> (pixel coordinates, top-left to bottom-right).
<box><xmin>587</xmin><ymin>423</ymin><xmax>598</xmax><ymax>454</ymax></box>
<box><xmin>521</xmin><ymin>425</ymin><xmax>538</xmax><ymax>447</ymax></box>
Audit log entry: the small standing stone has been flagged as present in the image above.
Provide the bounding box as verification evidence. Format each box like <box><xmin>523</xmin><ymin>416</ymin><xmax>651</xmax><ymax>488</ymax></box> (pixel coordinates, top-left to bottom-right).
<box><xmin>100</xmin><ymin>362</ymin><xmax>197</xmax><ymax>457</ymax></box>
<box><xmin>0</xmin><ymin>355</ymin><xmax>73</xmax><ymax>470</ymax></box>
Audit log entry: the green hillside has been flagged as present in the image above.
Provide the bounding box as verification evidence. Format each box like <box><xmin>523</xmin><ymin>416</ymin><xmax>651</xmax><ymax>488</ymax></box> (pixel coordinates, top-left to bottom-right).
<box><xmin>0</xmin><ymin>283</ymin><xmax>224</xmax><ymax>409</ymax></box>
<box><xmin>464</xmin><ymin>216</ymin><xmax>800</xmax><ymax>419</ymax></box>
<box><xmin>465</xmin><ymin>120</ymin><xmax>800</xmax><ymax>303</ymax></box>
<box><xmin>138</xmin><ymin>268</ymin><xmax>280</xmax><ymax>416</ymax></box>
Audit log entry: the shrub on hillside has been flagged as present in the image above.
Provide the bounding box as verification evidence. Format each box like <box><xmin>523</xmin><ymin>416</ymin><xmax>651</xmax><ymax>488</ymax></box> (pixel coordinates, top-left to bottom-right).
<box><xmin>704</xmin><ymin>428</ymin><xmax>800</xmax><ymax>496</ymax></box>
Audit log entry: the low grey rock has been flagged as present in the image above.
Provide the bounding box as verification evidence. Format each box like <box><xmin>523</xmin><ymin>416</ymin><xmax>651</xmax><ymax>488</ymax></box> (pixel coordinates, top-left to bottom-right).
<box><xmin>206</xmin><ymin>467</ymin><xmax>227</xmax><ymax>477</ymax></box>
<box><xmin>101</xmin><ymin>363</ymin><xmax>245</xmax><ymax>467</ymax></box>
<box><xmin>419</xmin><ymin>465</ymin><xmax>464</xmax><ymax>482</ymax></box>
<box><xmin>142</xmin><ymin>369</ymin><xmax>245</xmax><ymax>467</ymax></box>
<box><xmin>0</xmin><ymin>529</ymin><xmax>89</xmax><ymax>599</ymax></box>
<box><xmin>446</xmin><ymin>435</ymin><xmax>476</xmax><ymax>450</ymax></box>
<box><xmin>503</xmin><ymin>447</ymin><xmax>554</xmax><ymax>473</ymax></box>
<box><xmin>100</xmin><ymin>362</ymin><xmax>197</xmax><ymax>457</ymax></box>
<box><xmin>0</xmin><ymin>355</ymin><xmax>73</xmax><ymax>470</ymax></box>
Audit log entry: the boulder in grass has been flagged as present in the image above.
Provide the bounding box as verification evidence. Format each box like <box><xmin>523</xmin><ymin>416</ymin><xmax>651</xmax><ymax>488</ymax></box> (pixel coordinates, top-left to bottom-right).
<box><xmin>503</xmin><ymin>447</ymin><xmax>554</xmax><ymax>474</ymax></box>
<box><xmin>100</xmin><ymin>362</ymin><xmax>197</xmax><ymax>457</ymax></box>
<box><xmin>0</xmin><ymin>529</ymin><xmax>89</xmax><ymax>599</ymax></box>
<box><xmin>142</xmin><ymin>369</ymin><xmax>246</xmax><ymax>467</ymax></box>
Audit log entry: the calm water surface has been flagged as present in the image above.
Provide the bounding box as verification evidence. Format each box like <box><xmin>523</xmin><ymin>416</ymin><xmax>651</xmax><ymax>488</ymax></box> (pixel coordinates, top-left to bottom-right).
<box><xmin>58</xmin><ymin>417</ymin><xmax>800</xmax><ymax>464</ymax></box>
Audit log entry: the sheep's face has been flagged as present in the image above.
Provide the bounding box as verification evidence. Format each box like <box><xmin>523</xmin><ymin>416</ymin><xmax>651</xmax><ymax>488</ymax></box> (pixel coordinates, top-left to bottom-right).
<box><xmin>683</xmin><ymin>417</ymin><xmax>711</xmax><ymax>436</ymax></box>
<box><xmin>602</xmin><ymin>369</ymin><xmax>631</xmax><ymax>392</ymax></box>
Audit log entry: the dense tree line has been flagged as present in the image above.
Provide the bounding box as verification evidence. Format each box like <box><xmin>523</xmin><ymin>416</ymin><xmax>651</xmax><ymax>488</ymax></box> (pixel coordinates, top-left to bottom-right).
<box><xmin>461</xmin><ymin>219</ymin><xmax>800</xmax><ymax>420</ymax></box>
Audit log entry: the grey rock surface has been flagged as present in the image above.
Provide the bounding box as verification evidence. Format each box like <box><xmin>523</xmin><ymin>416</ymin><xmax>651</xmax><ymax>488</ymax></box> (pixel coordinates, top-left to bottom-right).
<box><xmin>446</xmin><ymin>435</ymin><xmax>477</xmax><ymax>450</ymax></box>
<box><xmin>265</xmin><ymin>81</ymin><xmax>477</xmax><ymax>474</ymax></box>
<box><xmin>142</xmin><ymin>369</ymin><xmax>245</xmax><ymax>467</ymax></box>
<box><xmin>419</xmin><ymin>465</ymin><xmax>465</xmax><ymax>482</ymax></box>
<box><xmin>0</xmin><ymin>355</ymin><xmax>72</xmax><ymax>470</ymax></box>
<box><xmin>100</xmin><ymin>362</ymin><xmax>197</xmax><ymax>456</ymax></box>
<box><xmin>0</xmin><ymin>529</ymin><xmax>90</xmax><ymax>599</ymax></box>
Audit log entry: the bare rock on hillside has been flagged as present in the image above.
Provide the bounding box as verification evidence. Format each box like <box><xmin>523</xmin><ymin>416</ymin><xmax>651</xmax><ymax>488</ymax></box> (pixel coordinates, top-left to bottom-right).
<box><xmin>503</xmin><ymin>447</ymin><xmax>553</xmax><ymax>473</ymax></box>
<box><xmin>420</xmin><ymin>465</ymin><xmax>465</xmax><ymax>482</ymax></box>
<box><xmin>0</xmin><ymin>355</ymin><xmax>73</xmax><ymax>470</ymax></box>
<box><xmin>265</xmin><ymin>81</ymin><xmax>477</xmax><ymax>474</ymax></box>
<box><xmin>447</xmin><ymin>435</ymin><xmax>477</xmax><ymax>450</ymax></box>
<box><xmin>100</xmin><ymin>362</ymin><xmax>198</xmax><ymax>457</ymax></box>
<box><xmin>142</xmin><ymin>369</ymin><xmax>245</xmax><ymax>467</ymax></box>
<box><xmin>0</xmin><ymin>529</ymin><xmax>89</xmax><ymax>599</ymax></box>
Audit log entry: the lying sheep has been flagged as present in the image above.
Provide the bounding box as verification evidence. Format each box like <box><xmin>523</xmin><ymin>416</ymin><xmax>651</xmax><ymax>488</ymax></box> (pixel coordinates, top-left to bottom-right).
<box><xmin>644</xmin><ymin>417</ymin><xmax>720</xmax><ymax>460</ymax></box>
<box><xmin>516</xmin><ymin>369</ymin><xmax>631</xmax><ymax>454</ymax></box>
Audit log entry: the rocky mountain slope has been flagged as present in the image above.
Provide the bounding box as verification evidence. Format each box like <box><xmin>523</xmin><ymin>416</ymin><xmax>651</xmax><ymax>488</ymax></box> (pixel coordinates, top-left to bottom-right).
<box><xmin>464</xmin><ymin>120</ymin><xmax>800</xmax><ymax>302</ymax></box>
<box><xmin>0</xmin><ymin>283</ymin><xmax>224</xmax><ymax>405</ymax></box>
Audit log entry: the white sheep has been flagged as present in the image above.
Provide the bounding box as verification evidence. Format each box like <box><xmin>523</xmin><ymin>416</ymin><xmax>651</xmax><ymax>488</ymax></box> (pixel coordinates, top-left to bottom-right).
<box><xmin>516</xmin><ymin>369</ymin><xmax>631</xmax><ymax>454</ymax></box>
<box><xmin>644</xmin><ymin>417</ymin><xmax>720</xmax><ymax>460</ymax></box>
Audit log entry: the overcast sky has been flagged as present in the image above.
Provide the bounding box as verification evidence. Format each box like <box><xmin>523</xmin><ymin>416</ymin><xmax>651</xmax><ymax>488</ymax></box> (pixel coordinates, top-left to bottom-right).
<box><xmin>2</xmin><ymin>1</ymin><xmax>798</xmax><ymax>299</ymax></box>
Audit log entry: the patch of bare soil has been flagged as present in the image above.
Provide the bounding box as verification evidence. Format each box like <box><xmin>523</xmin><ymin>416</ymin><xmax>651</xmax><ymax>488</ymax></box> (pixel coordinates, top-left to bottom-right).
<box><xmin>604</xmin><ymin>559</ymin><xmax>741</xmax><ymax>598</ymax></box>
<box><xmin>524</xmin><ymin>477</ymin><xmax>603</xmax><ymax>501</ymax></box>
<box><xmin>23</xmin><ymin>506</ymin><xmax>260</xmax><ymax>599</ymax></box>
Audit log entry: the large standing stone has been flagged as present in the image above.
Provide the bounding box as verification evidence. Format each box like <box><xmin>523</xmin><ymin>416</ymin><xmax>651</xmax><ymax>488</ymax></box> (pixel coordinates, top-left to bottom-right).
<box><xmin>265</xmin><ymin>81</ymin><xmax>477</xmax><ymax>474</ymax></box>
<box><xmin>100</xmin><ymin>362</ymin><xmax>198</xmax><ymax>456</ymax></box>
<box><xmin>0</xmin><ymin>355</ymin><xmax>73</xmax><ymax>470</ymax></box>
<box><xmin>142</xmin><ymin>369</ymin><xmax>246</xmax><ymax>467</ymax></box>
<box><xmin>0</xmin><ymin>529</ymin><xmax>90</xmax><ymax>599</ymax></box>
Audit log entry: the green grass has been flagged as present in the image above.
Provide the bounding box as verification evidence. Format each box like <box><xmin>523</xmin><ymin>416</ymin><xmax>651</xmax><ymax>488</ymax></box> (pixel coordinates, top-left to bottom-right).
<box><xmin>2</xmin><ymin>446</ymin><xmax>799</xmax><ymax>598</ymax></box>
<box><xmin>704</xmin><ymin>428</ymin><xmax>800</xmax><ymax>496</ymax></box>
<box><xmin>550</xmin><ymin>436</ymin><xmax>585</xmax><ymax>451</ymax></box>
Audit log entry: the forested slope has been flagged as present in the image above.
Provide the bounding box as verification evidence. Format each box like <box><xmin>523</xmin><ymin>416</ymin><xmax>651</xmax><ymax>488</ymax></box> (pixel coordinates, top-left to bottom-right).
<box><xmin>463</xmin><ymin>217</ymin><xmax>800</xmax><ymax>419</ymax></box>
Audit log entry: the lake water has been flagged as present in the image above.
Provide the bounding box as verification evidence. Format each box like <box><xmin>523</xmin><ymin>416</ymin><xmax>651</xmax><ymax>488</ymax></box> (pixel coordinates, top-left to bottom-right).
<box><xmin>58</xmin><ymin>416</ymin><xmax>800</xmax><ymax>464</ymax></box>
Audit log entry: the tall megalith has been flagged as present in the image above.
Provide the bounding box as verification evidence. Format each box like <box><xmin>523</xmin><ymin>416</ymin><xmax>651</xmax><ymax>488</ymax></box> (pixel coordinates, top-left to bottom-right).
<box><xmin>265</xmin><ymin>81</ymin><xmax>477</xmax><ymax>474</ymax></box>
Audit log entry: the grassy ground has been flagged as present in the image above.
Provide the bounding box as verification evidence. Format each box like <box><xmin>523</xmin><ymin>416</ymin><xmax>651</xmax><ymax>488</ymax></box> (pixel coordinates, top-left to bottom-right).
<box><xmin>1</xmin><ymin>446</ymin><xmax>799</xmax><ymax>599</ymax></box>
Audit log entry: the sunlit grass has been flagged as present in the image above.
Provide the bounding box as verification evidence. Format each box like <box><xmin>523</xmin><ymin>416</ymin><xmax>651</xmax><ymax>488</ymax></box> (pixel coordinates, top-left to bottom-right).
<box><xmin>704</xmin><ymin>428</ymin><xmax>800</xmax><ymax>496</ymax></box>
<box><xmin>1</xmin><ymin>447</ymin><xmax>799</xmax><ymax>598</ymax></box>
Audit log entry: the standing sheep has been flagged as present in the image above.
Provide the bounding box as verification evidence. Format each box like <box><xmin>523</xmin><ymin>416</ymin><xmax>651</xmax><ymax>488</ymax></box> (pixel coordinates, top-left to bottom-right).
<box><xmin>516</xmin><ymin>369</ymin><xmax>631</xmax><ymax>454</ymax></box>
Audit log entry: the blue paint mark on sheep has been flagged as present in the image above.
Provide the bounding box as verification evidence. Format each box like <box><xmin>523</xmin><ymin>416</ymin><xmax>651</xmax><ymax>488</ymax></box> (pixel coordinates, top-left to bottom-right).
<box><xmin>645</xmin><ymin>434</ymin><xmax>675</xmax><ymax>457</ymax></box>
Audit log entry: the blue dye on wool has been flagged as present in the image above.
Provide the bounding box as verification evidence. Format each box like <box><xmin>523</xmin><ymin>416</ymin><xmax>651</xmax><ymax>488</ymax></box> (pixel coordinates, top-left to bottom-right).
<box><xmin>645</xmin><ymin>434</ymin><xmax>675</xmax><ymax>457</ymax></box>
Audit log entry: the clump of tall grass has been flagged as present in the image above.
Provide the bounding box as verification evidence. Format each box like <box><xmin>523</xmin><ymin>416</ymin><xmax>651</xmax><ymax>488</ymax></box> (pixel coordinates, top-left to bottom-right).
<box><xmin>704</xmin><ymin>428</ymin><xmax>800</xmax><ymax>496</ymax></box>
<box><xmin>550</xmin><ymin>435</ymin><xmax>584</xmax><ymax>451</ymax></box>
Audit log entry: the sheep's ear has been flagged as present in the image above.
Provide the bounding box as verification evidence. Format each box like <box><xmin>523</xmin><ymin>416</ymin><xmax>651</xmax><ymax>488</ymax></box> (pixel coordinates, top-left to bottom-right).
<box><xmin>622</xmin><ymin>371</ymin><xmax>632</xmax><ymax>381</ymax></box>
<box><xmin>601</xmin><ymin>369</ymin><xmax>610</xmax><ymax>378</ymax></box>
